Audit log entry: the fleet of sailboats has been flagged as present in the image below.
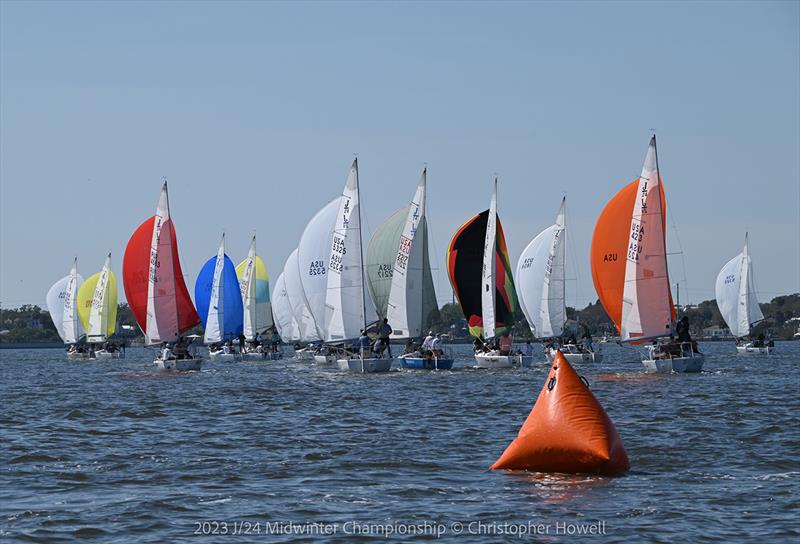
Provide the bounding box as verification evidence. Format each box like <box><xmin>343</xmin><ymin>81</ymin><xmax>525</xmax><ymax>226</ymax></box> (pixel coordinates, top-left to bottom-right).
<box><xmin>48</xmin><ymin>141</ymin><xmax>773</xmax><ymax>372</ymax></box>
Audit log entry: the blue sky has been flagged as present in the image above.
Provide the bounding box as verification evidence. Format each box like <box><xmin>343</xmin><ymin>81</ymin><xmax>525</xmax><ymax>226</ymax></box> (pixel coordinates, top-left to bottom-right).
<box><xmin>1</xmin><ymin>0</ymin><xmax>798</xmax><ymax>309</ymax></box>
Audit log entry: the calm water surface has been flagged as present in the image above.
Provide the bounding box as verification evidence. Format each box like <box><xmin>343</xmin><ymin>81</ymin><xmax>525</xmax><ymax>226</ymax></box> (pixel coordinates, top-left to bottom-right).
<box><xmin>1</xmin><ymin>342</ymin><xmax>798</xmax><ymax>542</ymax></box>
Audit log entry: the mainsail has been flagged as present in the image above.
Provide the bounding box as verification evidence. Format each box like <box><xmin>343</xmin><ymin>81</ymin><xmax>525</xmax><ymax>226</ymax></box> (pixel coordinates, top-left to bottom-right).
<box><xmin>591</xmin><ymin>136</ymin><xmax>675</xmax><ymax>341</ymax></box>
<box><xmin>122</xmin><ymin>182</ymin><xmax>200</xmax><ymax>344</ymax></box>
<box><xmin>78</xmin><ymin>253</ymin><xmax>118</xmax><ymax>343</ymax></box>
<box><xmin>324</xmin><ymin>159</ymin><xmax>378</xmax><ymax>342</ymax></box>
<box><xmin>195</xmin><ymin>235</ymin><xmax>243</xmax><ymax>343</ymax></box>
<box><xmin>46</xmin><ymin>258</ymin><xmax>85</xmax><ymax>344</ymax></box>
<box><xmin>715</xmin><ymin>234</ymin><xmax>763</xmax><ymax>338</ymax></box>
<box><xmin>367</xmin><ymin>169</ymin><xmax>437</xmax><ymax>339</ymax></box>
<box><xmin>447</xmin><ymin>192</ymin><xmax>516</xmax><ymax>339</ymax></box>
<box><xmin>516</xmin><ymin>198</ymin><xmax>566</xmax><ymax>338</ymax></box>
<box><xmin>236</xmin><ymin>236</ymin><xmax>273</xmax><ymax>339</ymax></box>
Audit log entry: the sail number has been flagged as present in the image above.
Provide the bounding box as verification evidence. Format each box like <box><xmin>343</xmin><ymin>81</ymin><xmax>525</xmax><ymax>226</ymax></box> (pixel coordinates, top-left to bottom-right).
<box><xmin>724</xmin><ymin>274</ymin><xmax>736</xmax><ymax>285</ymax></box>
<box><xmin>627</xmin><ymin>222</ymin><xmax>645</xmax><ymax>262</ymax></box>
<box><xmin>395</xmin><ymin>236</ymin><xmax>412</xmax><ymax>271</ymax></box>
<box><xmin>377</xmin><ymin>263</ymin><xmax>394</xmax><ymax>278</ymax></box>
<box><xmin>308</xmin><ymin>260</ymin><xmax>326</xmax><ymax>276</ymax></box>
<box><xmin>521</xmin><ymin>257</ymin><xmax>535</xmax><ymax>270</ymax></box>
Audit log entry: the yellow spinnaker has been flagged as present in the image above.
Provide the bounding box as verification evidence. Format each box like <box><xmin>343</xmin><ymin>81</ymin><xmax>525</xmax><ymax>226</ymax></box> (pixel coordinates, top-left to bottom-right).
<box><xmin>77</xmin><ymin>270</ymin><xmax>118</xmax><ymax>339</ymax></box>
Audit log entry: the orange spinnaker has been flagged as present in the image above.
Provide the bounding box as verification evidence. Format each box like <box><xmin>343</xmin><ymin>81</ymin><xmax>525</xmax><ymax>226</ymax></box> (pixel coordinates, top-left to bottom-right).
<box><xmin>491</xmin><ymin>351</ymin><xmax>629</xmax><ymax>475</ymax></box>
<box><xmin>590</xmin><ymin>179</ymin><xmax>671</xmax><ymax>334</ymax></box>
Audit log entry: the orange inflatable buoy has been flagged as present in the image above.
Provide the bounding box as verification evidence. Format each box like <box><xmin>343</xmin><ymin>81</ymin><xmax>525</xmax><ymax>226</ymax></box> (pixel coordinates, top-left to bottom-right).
<box><xmin>491</xmin><ymin>351</ymin><xmax>629</xmax><ymax>475</ymax></box>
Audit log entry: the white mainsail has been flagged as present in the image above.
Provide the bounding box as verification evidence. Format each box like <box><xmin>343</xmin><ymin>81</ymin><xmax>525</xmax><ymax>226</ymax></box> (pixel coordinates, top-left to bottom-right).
<box><xmin>46</xmin><ymin>258</ymin><xmax>84</xmax><ymax>344</ymax></box>
<box><xmin>145</xmin><ymin>182</ymin><xmax>180</xmax><ymax>344</ymax></box>
<box><xmin>239</xmin><ymin>236</ymin><xmax>272</xmax><ymax>339</ymax></box>
<box><xmin>385</xmin><ymin>168</ymin><xmax>428</xmax><ymax>338</ymax></box>
<box><xmin>481</xmin><ymin>178</ymin><xmax>498</xmax><ymax>340</ymax></box>
<box><xmin>325</xmin><ymin>159</ymin><xmax>378</xmax><ymax>341</ymax></box>
<box><xmin>204</xmin><ymin>236</ymin><xmax>227</xmax><ymax>344</ymax></box>
<box><xmin>516</xmin><ymin>197</ymin><xmax>566</xmax><ymax>338</ymax></box>
<box><xmin>283</xmin><ymin>248</ymin><xmax>319</xmax><ymax>342</ymax></box>
<box><xmin>715</xmin><ymin>234</ymin><xmax>764</xmax><ymax>338</ymax></box>
<box><xmin>620</xmin><ymin>136</ymin><xmax>673</xmax><ymax>341</ymax></box>
<box><xmin>298</xmin><ymin>198</ymin><xmax>339</xmax><ymax>340</ymax></box>
<box><xmin>272</xmin><ymin>272</ymin><xmax>299</xmax><ymax>342</ymax></box>
<box><xmin>87</xmin><ymin>253</ymin><xmax>114</xmax><ymax>343</ymax></box>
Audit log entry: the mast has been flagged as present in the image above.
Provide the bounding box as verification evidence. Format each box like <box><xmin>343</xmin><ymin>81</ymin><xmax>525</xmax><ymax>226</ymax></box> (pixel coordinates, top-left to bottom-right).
<box><xmin>420</xmin><ymin>167</ymin><xmax>427</xmax><ymax>339</ymax></box>
<box><xmin>354</xmin><ymin>158</ymin><xmax>368</xmax><ymax>334</ymax></box>
<box><xmin>651</xmin><ymin>135</ymin><xmax>674</xmax><ymax>336</ymax></box>
<box><xmin>561</xmin><ymin>197</ymin><xmax>567</xmax><ymax>335</ymax></box>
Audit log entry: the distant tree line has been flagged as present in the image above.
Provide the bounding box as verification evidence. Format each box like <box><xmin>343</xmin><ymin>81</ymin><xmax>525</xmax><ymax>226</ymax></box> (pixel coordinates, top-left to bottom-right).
<box><xmin>2</xmin><ymin>294</ymin><xmax>799</xmax><ymax>343</ymax></box>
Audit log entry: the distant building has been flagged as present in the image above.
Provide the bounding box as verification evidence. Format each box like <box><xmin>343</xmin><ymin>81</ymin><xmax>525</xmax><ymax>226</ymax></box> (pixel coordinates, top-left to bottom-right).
<box><xmin>702</xmin><ymin>325</ymin><xmax>730</xmax><ymax>338</ymax></box>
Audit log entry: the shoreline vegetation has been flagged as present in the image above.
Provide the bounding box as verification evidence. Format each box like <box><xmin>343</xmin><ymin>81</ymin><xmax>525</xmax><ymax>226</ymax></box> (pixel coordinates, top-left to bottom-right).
<box><xmin>2</xmin><ymin>294</ymin><xmax>799</xmax><ymax>345</ymax></box>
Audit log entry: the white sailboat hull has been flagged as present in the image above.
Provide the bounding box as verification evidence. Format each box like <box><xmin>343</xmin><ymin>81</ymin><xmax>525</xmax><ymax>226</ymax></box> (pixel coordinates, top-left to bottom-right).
<box><xmin>337</xmin><ymin>357</ymin><xmax>392</xmax><ymax>373</ymax></box>
<box><xmin>314</xmin><ymin>354</ymin><xmax>339</xmax><ymax>365</ymax></box>
<box><xmin>95</xmin><ymin>349</ymin><xmax>124</xmax><ymax>360</ymax></box>
<box><xmin>642</xmin><ymin>353</ymin><xmax>704</xmax><ymax>373</ymax></box>
<box><xmin>153</xmin><ymin>357</ymin><xmax>203</xmax><ymax>371</ymax></box>
<box><xmin>474</xmin><ymin>353</ymin><xmax>516</xmax><ymax>368</ymax></box>
<box><xmin>545</xmin><ymin>347</ymin><xmax>600</xmax><ymax>364</ymax></box>
<box><xmin>294</xmin><ymin>348</ymin><xmax>317</xmax><ymax>361</ymax></box>
<box><xmin>209</xmin><ymin>351</ymin><xmax>237</xmax><ymax>362</ymax></box>
<box><xmin>241</xmin><ymin>350</ymin><xmax>281</xmax><ymax>360</ymax></box>
<box><xmin>736</xmin><ymin>345</ymin><xmax>773</xmax><ymax>355</ymax></box>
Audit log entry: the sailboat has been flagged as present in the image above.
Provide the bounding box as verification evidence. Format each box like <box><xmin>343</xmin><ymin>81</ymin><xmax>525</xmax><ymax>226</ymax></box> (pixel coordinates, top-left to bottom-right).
<box><xmin>46</xmin><ymin>258</ymin><xmax>85</xmax><ymax>358</ymax></box>
<box><xmin>77</xmin><ymin>253</ymin><xmax>120</xmax><ymax>359</ymax></box>
<box><xmin>516</xmin><ymin>198</ymin><xmax>601</xmax><ymax>365</ymax></box>
<box><xmin>366</xmin><ymin>168</ymin><xmax>448</xmax><ymax>369</ymax></box>
<box><xmin>282</xmin><ymin>247</ymin><xmax>323</xmax><ymax>360</ymax></box>
<box><xmin>236</xmin><ymin>235</ymin><xmax>276</xmax><ymax>359</ymax></box>
<box><xmin>447</xmin><ymin>178</ymin><xmax>521</xmax><ymax>368</ymax></box>
<box><xmin>715</xmin><ymin>234</ymin><xmax>772</xmax><ymax>354</ymax></box>
<box><xmin>195</xmin><ymin>235</ymin><xmax>244</xmax><ymax>361</ymax></box>
<box><xmin>591</xmin><ymin>135</ymin><xmax>703</xmax><ymax>373</ymax></box>
<box><xmin>122</xmin><ymin>182</ymin><xmax>202</xmax><ymax>371</ymax></box>
<box><xmin>325</xmin><ymin>159</ymin><xmax>387</xmax><ymax>372</ymax></box>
